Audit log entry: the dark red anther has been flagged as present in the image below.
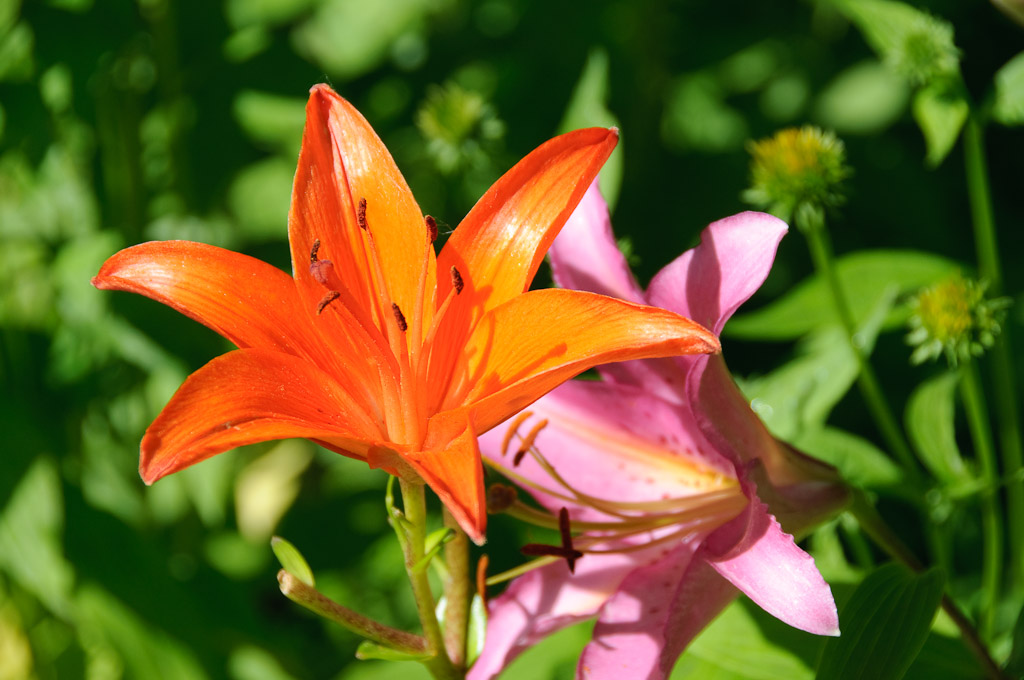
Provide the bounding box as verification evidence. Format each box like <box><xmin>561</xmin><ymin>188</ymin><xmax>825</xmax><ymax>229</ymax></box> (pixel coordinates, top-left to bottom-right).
<box><xmin>357</xmin><ymin>197</ymin><xmax>368</xmax><ymax>231</ymax></box>
<box><xmin>317</xmin><ymin>291</ymin><xmax>341</xmax><ymax>315</ymax></box>
<box><xmin>450</xmin><ymin>266</ymin><xmax>464</xmax><ymax>295</ymax></box>
<box><xmin>520</xmin><ymin>507</ymin><xmax>583</xmax><ymax>573</ymax></box>
<box><xmin>310</xmin><ymin>238</ymin><xmax>321</xmax><ymax>264</ymax></box>
<box><xmin>513</xmin><ymin>448</ymin><xmax>529</xmax><ymax>466</ymax></box>
<box><xmin>391</xmin><ymin>302</ymin><xmax>408</xmax><ymax>331</ymax></box>
<box><xmin>425</xmin><ymin>215</ymin><xmax>438</xmax><ymax>243</ymax></box>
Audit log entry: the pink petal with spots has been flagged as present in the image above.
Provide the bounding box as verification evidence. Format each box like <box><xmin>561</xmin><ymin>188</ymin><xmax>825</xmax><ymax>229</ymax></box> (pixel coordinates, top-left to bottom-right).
<box><xmin>477</xmin><ymin>381</ymin><xmax>734</xmax><ymax>522</ymax></box>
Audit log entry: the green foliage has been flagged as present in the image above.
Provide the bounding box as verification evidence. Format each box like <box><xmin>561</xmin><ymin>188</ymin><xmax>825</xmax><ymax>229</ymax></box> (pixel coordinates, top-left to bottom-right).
<box><xmin>272</xmin><ymin>536</ymin><xmax>316</xmax><ymax>587</ymax></box>
<box><xmin>905</xmin><ymin>372</ymin><xmax>968</xmax><ymax>486</ymax></box>
<box><xmin>992</xmin><ymin>51</ymin><xmax>1024</xmax><ymax>126</ymax></box>
<box><xmin>728</xmin><ymin>250</ymin><xmax>959</xmax><ymax>340</ymax></box>
<box><xmin>816</xmin><ymin>564</ymin><xmax>945</xmax><ymax>680</ymax></box>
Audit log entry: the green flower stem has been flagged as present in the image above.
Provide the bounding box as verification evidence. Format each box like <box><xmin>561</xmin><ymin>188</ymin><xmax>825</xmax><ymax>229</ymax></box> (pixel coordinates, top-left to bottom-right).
<box><xmin>277</xmin><ymin>570</ymin><xmax>428</xmax><ymax>654</ymax></box>
<box><xmin>442</xmin><ymin>508</ymin><xmax>470</xmax><ymax>669</ymax></box>
<box><xmin>849</xmin><ymin>492</ymin><xmax>1006</xmax><ymax>679</ymax></box>
<box><xmin>964</xmin><ymin>117</ymin><xmax>1024</xmax><ymax>590</ymax></box>
<box><xmin>800</xmin><ymin>213</ymin><xmax>920</xmax><ymax>478</ymax></box>
<box><xmin>960</xmin><ymin>362</ymin><xmax>1003</xmax><ymax>639</ymax></box>
<box><xmin>399</xmin><ymin>479</ymin><xmax>460</xmax><ymax>680</ymax></box>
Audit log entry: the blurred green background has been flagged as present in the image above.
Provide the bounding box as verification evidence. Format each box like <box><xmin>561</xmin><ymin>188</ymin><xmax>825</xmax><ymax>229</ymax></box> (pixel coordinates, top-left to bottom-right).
<box><xmin>2</xmin><ymin>0</ymin><xmax>1023</xmax><ymax>678</ymax></box>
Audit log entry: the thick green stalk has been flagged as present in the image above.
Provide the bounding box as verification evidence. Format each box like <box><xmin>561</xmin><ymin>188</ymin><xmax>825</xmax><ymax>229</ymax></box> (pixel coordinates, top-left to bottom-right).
<box><xmin>277</xmin><ymin>570</ymin><xmax>428</xmax><ymax>653</ymax></box>
<box><xmin>960</xmin><ymin>362</ymin><xmax>1003</xmax><ymax>639</ymax></box>
<box><xmin>849</xmin><ymin>492</ymin><xmax>1006</xmax><ymax>679</ymax></box>
<box><xmin>399</xmin><ymin>479</ymin><xmax>461</xmax><ymax>680</ymax></box>
<box><xmin>964</xmin><ymin>117</ymin><xmax>1024</xmax><ymax>589</ymax></box>
<box><xmin>442</xmin><ymin>508</ymin><xmax>470</xmax><ymax>669</ymax></box>
<box><xmin>801</xmin><ymin>216</ymin><xmax>920</xmax><ymax>478</ymax></box>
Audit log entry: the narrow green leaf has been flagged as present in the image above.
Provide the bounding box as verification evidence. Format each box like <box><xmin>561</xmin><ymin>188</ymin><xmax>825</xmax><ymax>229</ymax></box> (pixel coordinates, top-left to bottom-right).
<box><xmin>993</xmin><ymin>51</ymin><xmax>1024</xmax><ymax>126</ymax></box>
<box><xmin>905</xmin><ymin>372</ymin><xmax>968</xmax><ymax>484</ymax></box>
<box><xmin>558</xmin><ymin>48</ymin><xmax>623</xmax><ymax>210</ymax></box>
<box><xmin>728</xmin><ymin>250</ymin><xmax>958</xmax><ymax>340</ymax></box>
<box><xmin>355</xmin><ymin>641</ymin><xmax>431</xmax><ymax>662</ymax></box>
<box><xmin>912</xmin><ymin>83</ymin><xmax>968</xmax><ymax>168</ymax></box>
<box><xmin>816</xmin><ymin>564</ymin><xmax>945</xmax><ymax>680</ymax></box>
<box><xmin>270</xmin><ymin>536</ymin><xmax>314</xmax><ymax>587</ymax></box>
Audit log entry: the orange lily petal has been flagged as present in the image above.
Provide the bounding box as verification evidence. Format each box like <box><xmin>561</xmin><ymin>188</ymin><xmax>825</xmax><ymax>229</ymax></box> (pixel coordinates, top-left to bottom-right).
<box><xmin>93</xmin><ymin>240</ymin><xmax>315</xmax><ymax>356</ymax></box>
<box><xmin>428</xmin><ymin>127</ymin><xmax>618</xmax><ymax>408</ymax></box>
<box><xmin>140</xmin><ymin>348</ymin><xmax>383</xmax><ymax>483</ymax></box>
<box><xmin>444</xmin><ymin>288</ymin><xmax>721</xmax><ymax>435</ymax></box>
<box><xmin>404</xmin><ymin>413</ymin><xmax>487</xmax><ymax>544</ymax></box>
<box><xmin>289</xmin><ymin>85</ymin><xmax>436</xmax><ymax>330</ymax></box>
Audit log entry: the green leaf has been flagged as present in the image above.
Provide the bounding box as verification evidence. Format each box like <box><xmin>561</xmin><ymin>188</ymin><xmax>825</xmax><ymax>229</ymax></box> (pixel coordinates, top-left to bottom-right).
<box><xmin>905</xmin><ymin>372</ymin><xmax>968</xmax><ymax>485</ymax></box>
<box><xmin>816</xmin><ymin>564</ymin><xmax>944</xmax><ymax>680</ymax></box>
<box><xmin>271</xmin><ymin>536</ymin><xmax>315</xmax><ymax>587</ymax></box>
<box><xmin>674</xmin><ymin>598</ymin><xmax>822</xmax><ymax>679</ymax></box>
<box><xmin>0</xmin><ymin>457</ymin><xmax>74</xmax><ymax>615</ymax></box>
<box><xmin>905</xmin><ymin>631</ymin><xmax>989</xmax><ymax>680</ymax></box>
<box><xmin>813</xmin><ymin>60</ymin><xmax>909</xmax><ymax>135</ymax></box>
<box><xmin>75</xmin><ymin>584</ymin><xmax>210</xmax><ymax>680</ymax></box>
<box><xmin>743</xmin><ymin>288</ymin><xmax>892</xmax><ymax>442</ymax></box>
<box><xmin>233</xmin><ymin>90</ymin><xmax>306</xmax><ymax>154</ymax></box>
<box><xmin>793</xmin><ymin>426</ymin><xmax>904</xmax><ymax>491</ymax></box>
<box><xmin>501</xmin><ymin>620</ymin><xmax>592</xmax><ymax>679</ymax></box>
<box><xmin>992</xmin><ymin>51</ymin><xmax>1024</xmax><ymax>126</ymax></box>
<box><xmin>558</xmin><ymin>49</ymin><xmax>623</xmax><ymax>211</ymax></box>
<box><xmin>912</xmin><ymin>83</ymin><xmax>968</xmax><ymax>167</ymax></box>
<box><xmin>1006</xmin><ymin>600</ymin><xmax>1024</xmax><ymax>677</ymax></box>
<box><xmin>466</xmin><ymin>593</ymin><xmax>487</xmax><ymax>666</ymax></box>
<box><xmin>728</xmin><ymin>250</ymin><xmax>959</xmax><ymax>340</ymax></box>
<box><xmin>355</xmin><ymin>641</ymin><xmax>431</xmax><ymax>662</ymax></box>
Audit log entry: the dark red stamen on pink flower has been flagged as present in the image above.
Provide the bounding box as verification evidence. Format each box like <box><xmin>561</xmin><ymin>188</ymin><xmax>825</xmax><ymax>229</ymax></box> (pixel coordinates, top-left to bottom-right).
<box><xmin>520</xmin><ymin>507</ymin><xmax>583</xmax><ymax>573</ymax></box>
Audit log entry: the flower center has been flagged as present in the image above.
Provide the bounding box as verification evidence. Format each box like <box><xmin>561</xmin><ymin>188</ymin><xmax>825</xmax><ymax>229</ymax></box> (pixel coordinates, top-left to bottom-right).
<box><xmin>308</xmin><ymin>199</ymin><xmax>465</xmax><ymax>448</ymax></box>
<box><xmin>484</xmin><ymin>413</ymin><xmax>748</xmax><ymax>579</ymax></box>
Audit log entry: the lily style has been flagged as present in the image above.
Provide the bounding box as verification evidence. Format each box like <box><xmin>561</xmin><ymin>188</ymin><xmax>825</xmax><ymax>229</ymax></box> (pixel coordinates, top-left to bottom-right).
<box><xmin>472</xmin><ymin>182</ymin><xmax>849</xmax><ymax>678</ymax></box>
<box><xmin>92</xmin><ymin>85</ymin><xmax>721</xmax><ymax>543</ymax></box>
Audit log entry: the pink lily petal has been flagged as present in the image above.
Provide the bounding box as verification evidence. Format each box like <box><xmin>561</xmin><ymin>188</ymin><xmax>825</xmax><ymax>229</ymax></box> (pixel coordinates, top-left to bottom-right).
<box><xmin>701</xmin><ymin>490</ymin><xmax>840</xmax><ymax>637</ymax></box>
<box><xmin>548</xmin><ymin>180</ymin><xmax>646</xmax><ymax>305</ymax></box>
<box><xmin>647</xmin><ymin>211</ymin><xmax>788</xmax><ymax>335</ymax></box>
<box><xmin>469</xmin><ymin>552</ymin><xmax>652</xmax><ymax>680</ymax></box>
<box><xmin>478</xmin><ymin>381</ymin><xmax>733</xmax><ymax>522</ymax></box>
<box><xmin>579</xmin><ymin>539</ymin><xmax>706</xmax><ymax>680</ymax></box>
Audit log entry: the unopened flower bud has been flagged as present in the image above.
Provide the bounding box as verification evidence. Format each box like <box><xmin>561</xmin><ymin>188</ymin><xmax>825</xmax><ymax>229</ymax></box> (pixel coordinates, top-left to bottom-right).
<box><xmin>744</xmin><ymin>126</ymin><xmax>850</xmax><ymax>224</ymax></box>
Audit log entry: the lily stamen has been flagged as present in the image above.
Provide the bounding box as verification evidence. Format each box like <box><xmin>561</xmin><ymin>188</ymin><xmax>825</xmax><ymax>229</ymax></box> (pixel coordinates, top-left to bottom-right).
<box><xmin>316</xmin><ymin>291</ymin><xmax>341</xmax><ymax>315</ymax></box>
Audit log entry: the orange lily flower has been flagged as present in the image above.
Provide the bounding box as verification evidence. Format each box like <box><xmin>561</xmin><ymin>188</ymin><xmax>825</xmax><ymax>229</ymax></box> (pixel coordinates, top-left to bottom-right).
<box><xmin>92</xmin><ymin>84</ymin><xmax>719</xmax><ymax>542</ymax></box>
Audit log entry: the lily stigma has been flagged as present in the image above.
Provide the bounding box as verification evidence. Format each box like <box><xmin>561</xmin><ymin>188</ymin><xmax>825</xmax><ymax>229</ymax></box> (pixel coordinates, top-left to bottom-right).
<box><xmin>92</xmin><ymin>85</ymin><xmax>720</xmax><ymax>543</ymax></box>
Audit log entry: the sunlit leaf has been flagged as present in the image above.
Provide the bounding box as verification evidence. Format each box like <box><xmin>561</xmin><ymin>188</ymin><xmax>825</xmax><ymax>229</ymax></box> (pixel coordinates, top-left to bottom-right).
<box><xmin>501</xmin><ymin>620</ymin><xmax>592</xmax><ymax>680</ymax></box>
<box><xmin>0</xmin><ymin>457</ymin><xmax>73</xmax><ymax>615</ymax></box>
<box><xmin>75</xmin><ymin>584</ymin><xmax>209</xmax><ymax>680</ymax></box>
<box><xmin>662</xmin><ymin>73</ymin><xmax>748</xmax><ymax>152</ymax></box>
<box><xmin>793</xmin><ymin>426</ymin><xmax>904</xmax><ymax>491</ymax></box>
<box><xmin>993</xmin><ymin>51</ymin><xmax>1024</xmax><ymax>126</ymax></box>
<box><xmin>744</xmin><ymin>289</ymin><xmax>891</xmax><ymax>441</ymax></box>
<box><xmin>813</xmin><ymin>60</ymin><xmax>909</xmax><ymax>135</ymax></box>
<box><xmin>559</xmin><ymin>49</ymin><xmax>623</xmax><ymax>210</ymax></box>
<box><xmin>728</xmin><ymin>250</ymin><xmax>959</xmax><ymax>340</ymax></box>
<box><xmin>905</xmin><ymin>372</ymin><xmax>968</xmax><ymax>485</ymax></box>
<box><xmin>229</xmin><ymin>644</ymin><xmax>299</xmax><ymax>680</ymax></box>
<box><xmin>271</xmin><ymin>536</ymin><xmax>315</xmax><ymax>587</ymax></box>
<box><xmin>233</xmin><ymin>90</ymin><xmax>306</xmax><ymax>154</ymax></box>
<box><xmin>816</xmin><ymin>564</ymin><xmax>944</xmax><ymax>680</ymax></box>
<box><xmin>236</xmin><ymin>440</ymin><xmax>313</xmax><ymax>541</ymax></box>
<box><xmin>675</xmin><ymin>598</ymin><xmax>822</xmax><ymax>679</ymax></box>
<box><xmin>912</xmin><ymin>83</ymin><xmax>968</xmax><ymax>167</ymax></box>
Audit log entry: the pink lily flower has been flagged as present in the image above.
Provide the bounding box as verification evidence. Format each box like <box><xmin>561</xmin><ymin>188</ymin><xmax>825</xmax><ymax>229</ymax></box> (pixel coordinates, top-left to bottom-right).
<box><xmin>470</xmin><ymin>182</ymin><xmax>849</xmax><ymax>680</ymax></box>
